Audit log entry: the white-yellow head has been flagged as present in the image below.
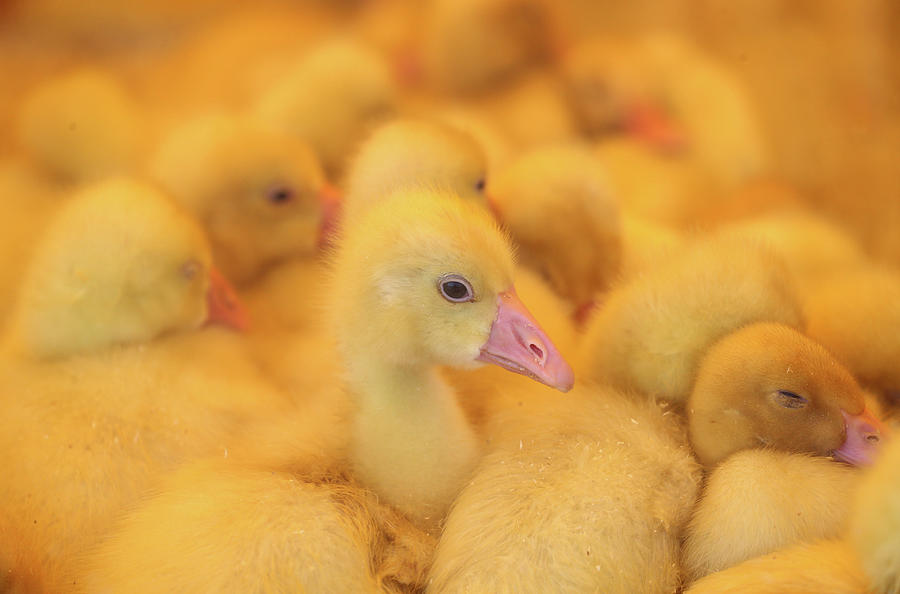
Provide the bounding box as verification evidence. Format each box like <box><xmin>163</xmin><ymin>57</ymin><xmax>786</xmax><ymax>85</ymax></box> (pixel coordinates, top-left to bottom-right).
<box><xmin>331</xmin><ymin>188</ymin><xmax>573</xmax><ymax>391</ymax></box>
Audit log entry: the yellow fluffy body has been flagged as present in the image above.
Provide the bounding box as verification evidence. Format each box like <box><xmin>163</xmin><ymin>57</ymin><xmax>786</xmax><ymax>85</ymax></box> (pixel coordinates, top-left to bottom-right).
<box><xmin>682</xmin><ymin>450</ymin><xmax>857</xmax><ymax>583</ymax></box>
<box><xmin>685</xmin><ymin>540</ymin><xmax>868</xmax><ymax>594</ymax></box>
<box><xmin>720</xmin><ymin>211</ymin><xmax>868</xmax><ymax>287</ymax></box>
<box><xmin>76</xmin><ymin>461</ymin><xmax>384</xmax><ymax>594</ymax></box>
<box><xmin>427</xmin><ymin>386</ymin><xmax>701</xmax><ymax>593</ymax></box>
<box><xmin>579</xmin><ymin>235</ymin><xmax>804</xmax><ymax>403</ymax></box>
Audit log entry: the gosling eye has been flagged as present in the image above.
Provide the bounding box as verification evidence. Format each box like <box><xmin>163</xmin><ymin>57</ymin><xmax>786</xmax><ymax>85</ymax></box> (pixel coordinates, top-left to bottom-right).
<box><xmin>774</xmin><ymin>390</ymin><xmax>808</xmax><ymax>409</ymax></box>
<box><xmin>180</xmin><ymin>259</ymin><xmax>203</xmax><ymax>281</ymax></box>
<box><xmin>474</xmin><ymin>178</ymin><xmax>486</xmax><ymax>193</ymax></box>
<box><xmin>265</xmin><ymin>185</ymin><xmax>295</xmax><ymax>205</ymax></box>
<box><xmin>437</xmin><ymin>274</ymin><xmax>475</xmax><ymax>303</ymax></box>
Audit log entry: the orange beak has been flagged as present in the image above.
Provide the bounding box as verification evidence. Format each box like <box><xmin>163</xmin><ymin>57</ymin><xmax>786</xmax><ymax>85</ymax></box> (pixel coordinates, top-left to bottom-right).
<box><xmin>316</xmin><ymin>182</ymin><xmax>342</xmax><ymax>251</ymax></box>
<box><xmin>624</xmin><ymin>100</ymin><xmax>687</xmax><ymax>154</ymax></box>
<box><xmin>205</xmin><ymin>267</ymin><xmax>250</xmax><ymax>332</ymax></box>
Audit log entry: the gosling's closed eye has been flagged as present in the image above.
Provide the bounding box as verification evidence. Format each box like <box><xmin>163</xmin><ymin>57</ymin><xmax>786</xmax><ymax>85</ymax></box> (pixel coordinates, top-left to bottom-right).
<box><xmin>775</xmin><ymin>390</ymin><xmax>808</xmax><ymax>409</ymax></box>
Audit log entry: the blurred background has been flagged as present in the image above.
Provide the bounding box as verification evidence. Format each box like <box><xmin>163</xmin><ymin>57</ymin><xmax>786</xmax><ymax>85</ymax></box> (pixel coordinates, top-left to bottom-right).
<box><xmin>1</xmin><ymin>0</ymin><xmax>897</xmax><ymax>265</ymax></box>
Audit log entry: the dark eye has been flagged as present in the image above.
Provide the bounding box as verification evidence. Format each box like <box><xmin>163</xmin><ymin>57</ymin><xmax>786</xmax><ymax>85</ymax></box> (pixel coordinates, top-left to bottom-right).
<box><xmin>438</xmin><ymin>274</ymin><xmax>474</xmax><ymax>303</ymax></box>
<box><xmin>774</xmin><ymin>390</ymin><xmax>808</xmax><ymax>409</ymax></box>
<box><xmin>474</xmin><ymin>178</ymin><xmax>486</xmax><ymax>193</ymax></box>
<box><xmin>266</xmin><ymin>185</ymin><xmax>295</xmax><ymax>205</ymax></box>
<box><xmin>180</xmin><ymin>259</ymin><xmax>202</xmax><ymax>281</ymax></box>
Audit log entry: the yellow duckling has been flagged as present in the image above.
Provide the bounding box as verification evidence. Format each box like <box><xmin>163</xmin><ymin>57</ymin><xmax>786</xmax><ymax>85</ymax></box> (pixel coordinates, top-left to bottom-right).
<box><xmin>74</xmin><ymin>188</ymin><xmax>574</xmax><ymax>593</ymax></box>
<box><xmin>253</xmin><ymin>37</ymin><xmax>398</xmax><ymax>179</ymax></box>
<box><xmin>0</xmin><ymin>179</ymin><xmax>286</xmax><ymax>593</ymax></box>
<box><xmin>340</xmin><ymin>118</ymin><xmax>579</xmax><ymax>416</ymax></box>
<box><xmin>683</xmin><ymin>323</ymin><xmax>887</xmax><ymax>582</ymax></box>
<box><xmin>579</xmin><ymin>235</ymin><xmax>804</xmax><ymax>404</ymax></box>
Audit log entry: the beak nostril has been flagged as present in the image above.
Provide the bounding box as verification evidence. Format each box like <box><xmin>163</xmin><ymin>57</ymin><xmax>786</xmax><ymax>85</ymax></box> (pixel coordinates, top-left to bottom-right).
<box><xmin>866</xmin><ymin>434</ymin><xmax>880</xmax><ymax>444</ymax></box>
<box><xmin>529</xmin><ymin>343</ymin><xmax>545</xmax><ymax>362</ymax></box>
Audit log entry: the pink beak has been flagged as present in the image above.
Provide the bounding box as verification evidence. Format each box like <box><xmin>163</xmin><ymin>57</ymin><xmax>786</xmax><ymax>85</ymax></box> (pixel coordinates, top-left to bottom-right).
<box><xmin>624</xmin><ymin>100</ymin><xmax>687</xmax><ymax>154</ymax></box>
<box><xmin>205</xmin><ymin>267</ymin><xmax>250</xmax><ymax>332</ymax></box>
<box><xmin>834</xmin><ymin>407</ymin><xmax>889</xmax><ymax>466</ymax></box>
<box><xmin>316</xmin><ymin>182</ymin><xmax>342</xmax><ymax>251</ymax></box>
<box><xmin>476</xmin><ymin>288</ymin><xmax>574</xmax><ymax>392</ymax></box>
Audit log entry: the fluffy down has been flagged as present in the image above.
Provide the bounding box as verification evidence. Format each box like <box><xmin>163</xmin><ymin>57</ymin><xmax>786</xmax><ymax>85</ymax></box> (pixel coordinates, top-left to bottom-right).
<box><xmin>427</xmin><ymin>387</ymin><xmax>701</xmax><ymax>593</ymax></box>
<box><xmin>579</xmin><ymin>235</ymin><xmax>804</xmax><ymax>404</ymax></box>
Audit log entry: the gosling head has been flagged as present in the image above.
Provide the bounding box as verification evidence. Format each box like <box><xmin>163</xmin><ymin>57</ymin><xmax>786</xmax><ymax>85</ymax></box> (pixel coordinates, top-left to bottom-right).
<box><xmin>342</xmin><ymin>118</ymin><xmax>489</xmax><ymax>223</ymax></box>
<box><xmin>151</xmin><ymin>112</ymin><xmax>339</xmax><ymax>285</ymax></box>
<box><xmin>331</xmin><ymin>188</ymin><xmax>573</xmax><ymax>391</ymax></box>
<box><xmin>10</xmin><ymin>178</ymin><xmax>248</xmax><ymax>359</ymax></box>
<box><xmin>561</xmin><ymin>39</ymin><xmax>685</xmax><ymax>152</ymax></box>
<box><xmin>688</xmin><ymin>323</ymin><xmax>887</xmax><ymax>467</ymax></box>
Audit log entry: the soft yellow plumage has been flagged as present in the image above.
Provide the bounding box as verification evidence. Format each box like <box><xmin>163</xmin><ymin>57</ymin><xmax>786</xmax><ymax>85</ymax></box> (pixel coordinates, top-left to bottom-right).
<box><xmin>579</xmin><ymin>235</ymin><xmax>804</xmax><ymax>403</ymax></box>
<box><xmin>0</xmin><ymin>179</ymin><xmax>289</xmax><ymax>592</ymax></box>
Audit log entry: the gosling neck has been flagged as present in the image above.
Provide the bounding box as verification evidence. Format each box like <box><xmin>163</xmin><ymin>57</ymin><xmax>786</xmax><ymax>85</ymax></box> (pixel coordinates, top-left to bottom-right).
<box><xmin>343</xmin><ymin>352</ymin><xmax>480</xmax><ymax>532</ymax></box>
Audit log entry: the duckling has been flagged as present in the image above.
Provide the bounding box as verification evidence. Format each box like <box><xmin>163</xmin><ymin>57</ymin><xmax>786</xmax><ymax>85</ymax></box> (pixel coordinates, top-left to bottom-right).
<box><xmin>579</xmin><ymin>235</ymin><xmax>804</xmax><ymax>404</ymax></box>
<box><xmin>804</xmin><ymin>267</ymin><xmax>900</xmax><ymax>404</ymax></box>
<box><xmin>340</xmin><ymin>118</ymin><xmax>579</xmax><ymax>418</ymax></box>
<box><xmin>683</xmin><ymin>323</ymin><xmax>886</xmax><ymax>582</ymax></box>
<box><xmin>16</xmin><ymin>67</ymin><xmax>145</xmax><ymax>184</ymax></box>
<box><xmin>253</xmin><ymin>38</ymin><xmax>397</xmax><ymax>179</ymax></box>
<box><xmin>341</xmin><ymin>118</ymin><xmax>489</xmax><ymax>224</ymax></box>
<box><xmin>0</xmin><ymin>179</ymin><xmax>285</xmax><ymax>592</ymax></box>
<box><xmin>427</xmin><ymin>384</ymin><xmax>702</xmax><ymax>593</ymax></box>
<box><xmin>334</xmin><ymin>189</ymin><xmax>573</xmax><ymax>529</ymax></box>
<box><xmin>685</xmin><ymin>410</ymin><xmax>899</xmax><ymax>594</ymax></box>
<box><xmin>149</xmin><ymin>111</ymin><xmax>336</xmax><ymax>288</ymax></box>
<box><xmin>719</xmin><ymin>210</ymin><xmax>868</xmax><ymax>288</ymax></box>
<box><xmin>74</xmin><ymin>188</ymin><xmax>574</xmax><ymax>593</ymax></box>
<box><xmin>489</xmin><ymin>144</ymin><xmax>622</xmax><ymax>311</ymax></box>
